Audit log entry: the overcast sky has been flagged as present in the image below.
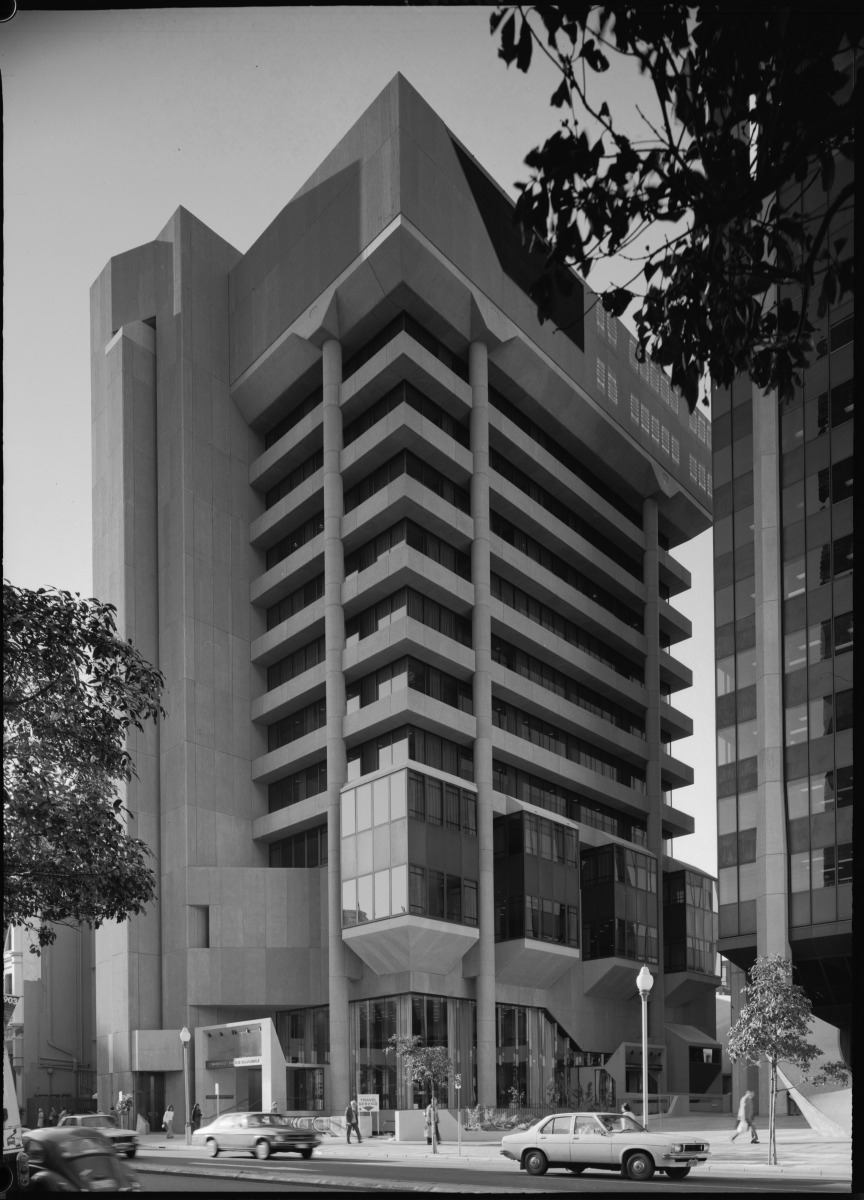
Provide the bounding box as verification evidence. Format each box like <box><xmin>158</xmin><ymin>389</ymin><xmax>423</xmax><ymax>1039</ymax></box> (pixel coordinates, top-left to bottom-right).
<box><xmin>1</xmin><ymin>6</ymin><xmax>716</xmax><ymax>872</ymax></box>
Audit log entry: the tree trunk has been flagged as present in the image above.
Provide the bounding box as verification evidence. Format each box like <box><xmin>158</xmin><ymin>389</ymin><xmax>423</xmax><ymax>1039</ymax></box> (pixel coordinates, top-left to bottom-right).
<box><xmin>769</xmin><ymin>1059</ymin><xmax>777</xmax><ymax>1165</ymax></box>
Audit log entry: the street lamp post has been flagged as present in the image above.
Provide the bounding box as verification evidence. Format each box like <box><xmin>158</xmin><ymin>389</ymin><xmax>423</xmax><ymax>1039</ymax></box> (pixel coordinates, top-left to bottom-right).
<box><xmin>179</xmin><ymin>1027</ymin><xmax>192</xmax><ymax>1146</ymax></box>
<box><xmin>636</xmin><ymin>965</ymin><xmax>654</xmax><ymax>1129</ymax></box>
<box><xmin>454</xmin><ymin>1075</ymin><xmax>462</xmax><ymax>1157</ymax></box>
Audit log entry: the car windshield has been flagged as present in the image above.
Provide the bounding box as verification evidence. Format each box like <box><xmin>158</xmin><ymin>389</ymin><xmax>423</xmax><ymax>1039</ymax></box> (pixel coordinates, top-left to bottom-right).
<box><xmin>81</xmin><ymin>1116</ymin><xmax>117</xmax><ymax>1129</ymax></box>
<box><xmin>58</xmin><ymin>1136</ymin><xmax>117</xmax><ymax>1157</ymax></box>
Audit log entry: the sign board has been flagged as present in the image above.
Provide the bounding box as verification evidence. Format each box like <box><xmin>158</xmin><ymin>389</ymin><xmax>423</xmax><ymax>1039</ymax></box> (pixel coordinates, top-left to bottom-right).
<box><xmin>205</xmin><ymin>1094</ymin><xmax>233</xmax><ymax>1100</ymax></box>
<box><xmin>356</xmin><ymin>1094</ymin><xmax>379</xmax><ymax>1114</ymax></box>
<box><xmin>205</xmin><ymin>1056</ymin><xmax>262</xmax><ymax>1069</ymax></box>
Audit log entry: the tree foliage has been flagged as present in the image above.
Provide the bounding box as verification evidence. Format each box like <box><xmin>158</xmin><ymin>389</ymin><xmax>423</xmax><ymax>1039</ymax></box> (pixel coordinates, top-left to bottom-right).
<box><xmin>3</xmin><ymin>582</ymin><xmax>165</xmax><ymax>949</ymax></box>
<box><xmin>388</xmin><ymin>1035</ymin><xmax>456</xmax><ymax>1153</ymax></box>
<box><xmin>492</xmin><ymin>5</ymin><xmax>859</xmax><ymax>409</ymax></box>
<box><xmin>727</xmin><ymin>955</ymin><xmax>822</xmax><ymax>1164</ymax></box>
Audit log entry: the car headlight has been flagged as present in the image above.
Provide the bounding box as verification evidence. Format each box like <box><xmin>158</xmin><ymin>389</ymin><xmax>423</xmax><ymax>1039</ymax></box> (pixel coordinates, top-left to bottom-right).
<box><xmin>669</xmin><ymin>1143</ymin><xmax>684</xmax><ymax>1154</ymax></box>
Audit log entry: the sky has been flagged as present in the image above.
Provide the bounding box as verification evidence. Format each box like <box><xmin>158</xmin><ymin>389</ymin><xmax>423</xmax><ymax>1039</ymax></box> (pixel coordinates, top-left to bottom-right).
<box><xmin>1</xmin><ymin>7</ymin><xmax>715</xmax><ymax>872</ymax></box>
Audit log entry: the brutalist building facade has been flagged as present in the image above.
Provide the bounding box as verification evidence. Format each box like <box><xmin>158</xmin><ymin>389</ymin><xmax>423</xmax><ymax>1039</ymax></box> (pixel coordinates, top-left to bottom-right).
<box><xmin>90</xmin><ymin>75</ymin><xmax>717</xmax><ymax>1119</ymax></box>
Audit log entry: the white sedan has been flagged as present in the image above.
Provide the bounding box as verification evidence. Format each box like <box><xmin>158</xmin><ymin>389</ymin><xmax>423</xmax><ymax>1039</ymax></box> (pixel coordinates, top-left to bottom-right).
<box><xmin>501</xmin><ymin>1111</ymin><xmax>710</xmax><ymax>1181</ymax></box>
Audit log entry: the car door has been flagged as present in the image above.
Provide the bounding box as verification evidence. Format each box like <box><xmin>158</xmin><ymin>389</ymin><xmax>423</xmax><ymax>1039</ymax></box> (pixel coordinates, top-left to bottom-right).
<box><xmin>234</xmin><ymin>1113</ymin><xmax>252</xmax><ymax>1153</ymax></box>
<box><xmin>574</xmin><ymin>1115</ymin><xmax>613</xmax><ymax>1167</ymax></box>
<box><xmin>535</xmin><ymin>1114</ymin><xmax>574</xmax><ymax>1166</ymax></box>
<box><xmin>214</xmin><ymin>1114</ymin><xmax>238</xmax><ymax>1151</ymax></box>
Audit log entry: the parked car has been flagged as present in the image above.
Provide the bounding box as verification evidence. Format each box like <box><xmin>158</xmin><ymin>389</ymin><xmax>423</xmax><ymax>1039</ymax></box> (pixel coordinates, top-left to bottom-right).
<box><xmin>56</xmin><ymin>1114</ymin><xmax>138</xmax><ymax>1159</ymax></box>
<box><xmin>500</xmin><ymin>1111</ymin><xmax>710</xmax><ymax>1181</ymax></box>
<box><xmin>21</xmin><ymin>1127</ymin><xmax>141</xmax><ymax>1192</ymax></box>
<box><xmin>191</xmin><ymin>1112</ymin><xmax>321</xmax><ymax>1160</ymax></box>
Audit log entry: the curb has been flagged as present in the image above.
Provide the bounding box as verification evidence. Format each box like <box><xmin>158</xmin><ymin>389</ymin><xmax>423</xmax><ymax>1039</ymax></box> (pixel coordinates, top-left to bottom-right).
<box><xmin>131</xmin><ymin>1155</ymin><xmax>852</xmax><ymax>1184</ymax></box>
<box><xmin>132</xmin><ymin>1162</ymin><xmax>521</xmax><ymax>1192</ymax></box>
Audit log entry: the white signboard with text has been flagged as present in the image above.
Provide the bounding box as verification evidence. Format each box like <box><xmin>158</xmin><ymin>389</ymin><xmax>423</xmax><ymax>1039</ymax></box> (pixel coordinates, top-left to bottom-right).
<box><xmin>356</xmin><ymin>1094</ymin><xmax>379</xmax><ymax>1114</ymax></box>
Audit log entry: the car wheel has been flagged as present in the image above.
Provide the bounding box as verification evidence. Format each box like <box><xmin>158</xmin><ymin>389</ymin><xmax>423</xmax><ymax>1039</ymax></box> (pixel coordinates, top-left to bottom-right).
<box><xmin>206</xmin><ymin>1138</ymin><xmax>219</xmax><ymax>1158</ymax></box>
<box><xmin>255</xmin><ymin>1139</ymin><xmax>271</xmax><ymax>1160</ymax></box>
<box><xmin>300</xmin><ymin>1148</ymin><xmax>313</xmax><ymax>1159</ymax></box>
<box><xmin>126</xmin><ymin>1148</ymin><xmax>136</xmax><ymax>1159</ymax></box>
<box><xmin>664</xmin><ymin>1167</ymin><xmax>691</xmax><ymax>1179</ymax></box>
<box><xmin>624</xmin><ymin>1151</ymin><xmax>655</xmax><ymax>1181</ymax></box>
<box><xmin>523</xmin><ymin>1149</ymin><xmax>548</xmax><ymax>1176</ymax></box>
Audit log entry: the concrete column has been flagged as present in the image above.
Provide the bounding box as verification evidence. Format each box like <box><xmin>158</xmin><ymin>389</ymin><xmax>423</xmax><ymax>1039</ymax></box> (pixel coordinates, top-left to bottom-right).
<box><xmin>752</xmin><ymin>384</ymin><xmax>790</xmax><ymax>961</ymax></box>
<box><xmin>751</xmin><ymin>384</ymin><xmax>790</xmax><ymax>1119</ymax></box>
<box><xmin>469</xmin><ymin>340</ymin><xmax>497</xmax><ymax>1105</ymax></box>
<box><xmin>322</xmin><ymin>338</ymin><xmax>349</xmax><ymax>1108</ymax></box>
<box><xmin>641</xmin><ymin>498</ymin><xmax>667</xmax><ymax>1041</ymax></box>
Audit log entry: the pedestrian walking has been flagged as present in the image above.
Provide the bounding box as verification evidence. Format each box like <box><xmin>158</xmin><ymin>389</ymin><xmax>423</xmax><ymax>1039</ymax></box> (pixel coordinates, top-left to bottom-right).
<box><xmin>731</xmin><ymin>1090</ymin><xmax>758</xmax><ymax>1143</ymax></box>
<box><xmin>191</xmin><ymin>1102</ymin><xmax>202</xmax><ymax>1132</ymax></box>
<box><xmin>618</xmin><ymin>1102</ymin><xmax>634</xmax><ymax>1129</ymax></box>
<box><xmin>424</xmin><ymin>1100</ymin><xmax>440</xmax><ymax>1146</ymax></box>
<box><xmin>162</xmin><ymin>1104</ymin><xmax>175</xmax><ymax>1138</ymax></box>
<box><xmin>36</xmin><ymin>1108</ymin><xmax>44</xmax><ymax>1128</ymax></box>
<box><xmin>345</xmin><ymin>1099</ymin><xmax>362</xmax><ymax>1144</ymax></box>
<box><xmin>58</xmin><ymin>1108</ymin><xmax>67</xmax><ymax>1123</ymax></box>
<box><xmin>48</xmin><ymin>1106</ymin><xmax>57</xmax><ymax>1127</ymax></box>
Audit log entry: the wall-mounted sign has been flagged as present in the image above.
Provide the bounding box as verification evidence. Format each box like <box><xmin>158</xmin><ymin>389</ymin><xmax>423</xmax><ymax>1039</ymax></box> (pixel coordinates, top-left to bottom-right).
<box><xmin>205</xmin><ymin>1094</ymin><xmax>234</xmax><ymax>1100</ymax></box>
<box><xmin>205</xmin><ymin>1055</ymin><xmax>262</xmax><ymax>1069</ymax></box>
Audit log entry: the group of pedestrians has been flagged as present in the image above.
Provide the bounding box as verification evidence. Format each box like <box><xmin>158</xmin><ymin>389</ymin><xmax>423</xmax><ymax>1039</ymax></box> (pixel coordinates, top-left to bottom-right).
<box><xmin>35</xmin><ymin>1106</ymin><xmax>66</xmax><ymax>1127</ymax></box>
<box><xmin>343</xmin><ymin>1097</ymin><xmax>441</xmax><ymax>1146</ymax></box>
<box><xmin>159</xmin><ymin>1102</ymin><xmax>202</xmax><ymax>1137</ymax></box>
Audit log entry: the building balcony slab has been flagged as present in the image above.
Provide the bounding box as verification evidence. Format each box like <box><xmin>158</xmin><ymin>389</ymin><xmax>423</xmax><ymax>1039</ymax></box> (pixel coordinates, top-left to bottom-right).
<box><xmin>494</xmin><ymin>938</ymin><xmax>580</xmax><ymax>989</ymax></box>
<box><xmin>342</xmin><ymin>914</ymin><xmax>478</xmax><ymax>975</ymax></box>
<box><xmin>581</xmin><ymin>956</ymin><xmax>657</xmax><ymax>1001</ymax></box>
<box><xmin>663</xmin><ymin>969</ymin><xmax>722</xmax><ymax>1008</ymax></box>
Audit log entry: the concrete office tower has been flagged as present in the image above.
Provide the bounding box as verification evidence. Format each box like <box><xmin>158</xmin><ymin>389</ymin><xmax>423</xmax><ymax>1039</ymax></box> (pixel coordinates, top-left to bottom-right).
<box><xmin>90</xmin><ymin>75</ymin><xmax>716</xmax><ymax>1120</ymax></box>
<box><xmin>712</xmin><ymin>70</ymin><xmax>853</xmax><ymax>1108</ymax></box>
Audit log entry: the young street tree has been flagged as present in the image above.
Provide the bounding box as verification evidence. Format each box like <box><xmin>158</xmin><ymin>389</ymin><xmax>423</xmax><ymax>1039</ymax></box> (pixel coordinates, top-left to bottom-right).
<box><xmin>388</xmin><ymin>1035</ymin><xmax>456</xmax><ymax>1153</ymax></box>
<box><xmin>492</xmin><ymin>5</ymin><xmax>858</xmax><ymax>410</ymax></box>
<box><xmin>726</xmin><ymin>955</ymin><xmax>826</xmax><ymax>1164</ymax></box>
<box><xmin>3</xmin><ymin>582</ymin><xmax>165</xmax><ymax>950</ymax></box>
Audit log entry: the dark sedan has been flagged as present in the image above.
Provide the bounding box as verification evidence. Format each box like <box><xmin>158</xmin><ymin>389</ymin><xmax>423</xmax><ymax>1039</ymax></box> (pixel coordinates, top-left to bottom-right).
<box><xmin>21</xmin><ymin>1127</ymin><xmax>141</xmax><ymax>1192</ymax></box>
<box><xmin>191</xmin><ymin>1112</ymin><xmax>321</xmax><ymax>1159</ymax></box>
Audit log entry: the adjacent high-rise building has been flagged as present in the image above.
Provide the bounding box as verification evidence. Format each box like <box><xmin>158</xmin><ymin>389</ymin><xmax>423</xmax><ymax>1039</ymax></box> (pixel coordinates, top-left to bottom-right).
<box><xmin>712</xmin><ymin>59</ymin><xmax>854</xmax><ymax>1101</ymax></box>
<box><xmin>90</xmin><ymin>75</ymin><xmax>717</xmax><ymax>1124</ymax></box>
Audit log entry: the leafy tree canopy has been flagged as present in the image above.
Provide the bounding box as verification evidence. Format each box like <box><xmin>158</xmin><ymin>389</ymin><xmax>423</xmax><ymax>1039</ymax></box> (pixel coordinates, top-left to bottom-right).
<box><xmin>727</xmin><ymin>954</ymin><xmax>820</xmax><ymax>1071</ymax></box>
<box><xmin>3</xmin><ymin>582</ymin><xmax>165</xmax><ymax>949</ymax></box>
<box><xmin>727</xmin><ymin>954</ymin><xmax>823</xmax><ymax>1162</ymax></box>
<box><xmin>387</xmin><ymin>1035</ymin><xmax>456</xmax><ymax>1150</ymax></box>
<box><xmin>493</xmin><ymin>4</ymin><xmax>859</xmax><ymax>408</ymax></box>
<box><xmin>387</xmin><ymin>1035</ymin><xmax>455</xmax><ymax>1096</ymax></box>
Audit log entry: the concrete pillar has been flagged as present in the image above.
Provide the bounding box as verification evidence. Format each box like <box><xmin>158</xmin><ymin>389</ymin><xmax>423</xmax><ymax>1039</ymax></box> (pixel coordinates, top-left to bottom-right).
<box><xmin>469</xmin><ymin>340</ymin><xmax>497</xmax><ymax>1105</ymax></box>
<box><xmin>641</xmin><ymin>498</ymin><xmax>667</xmax><ymax>1044</ymax></box>
<box><xmin>752</xmin><ymin>384</ymin><xmax>790</xmax><ymax>961</ymax></box>
<box><xmin>751</xmin><ymin>382</ymin><xmax>790</xmax><ymax>1118</ymax></box>
<box><xmin>322</xmin><ymin>338</ymin><xmax>349</xmax><ymax>1108</ymax></box>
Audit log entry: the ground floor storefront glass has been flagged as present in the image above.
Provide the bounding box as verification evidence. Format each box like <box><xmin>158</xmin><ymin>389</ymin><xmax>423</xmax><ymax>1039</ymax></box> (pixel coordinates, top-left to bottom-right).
<box><xmin>348</xmin><ymin>994</ymin><xmax>612</xmax><ymax>1110</ymax></box>
<box><xmin>348</xmin><ymin>994</ymin><xmax>476</xmax><ymax>1109</ymax></box>
<box><xmin>496</xmin><ymin>1004</ymin><xmax>613</xmax><ymax>1108</ymax></box>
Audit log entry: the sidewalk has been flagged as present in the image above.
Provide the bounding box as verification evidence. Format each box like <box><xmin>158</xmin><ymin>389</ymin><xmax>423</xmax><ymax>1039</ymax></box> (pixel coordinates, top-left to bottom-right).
<box><xmin>134</xmin><ymin>1114</ymin><xmax>852</xmax><ymax>1182</ymax></box>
